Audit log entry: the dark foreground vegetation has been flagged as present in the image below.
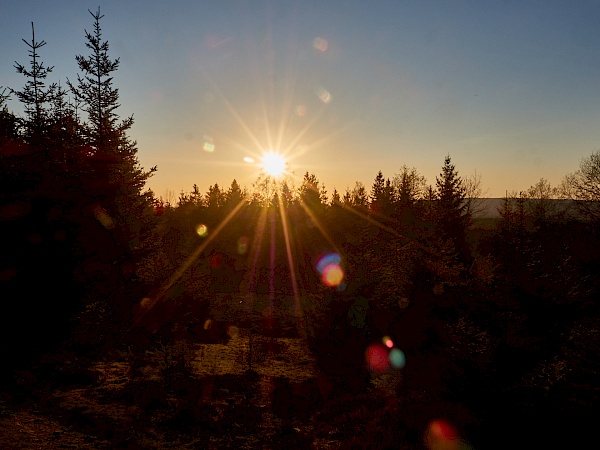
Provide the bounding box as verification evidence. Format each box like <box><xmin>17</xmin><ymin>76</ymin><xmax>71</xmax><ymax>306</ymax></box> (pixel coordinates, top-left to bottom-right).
<box><xmin>1</xmin><ymin>9</ymin><xmax>598</xmax><ymax>449</ymax></box>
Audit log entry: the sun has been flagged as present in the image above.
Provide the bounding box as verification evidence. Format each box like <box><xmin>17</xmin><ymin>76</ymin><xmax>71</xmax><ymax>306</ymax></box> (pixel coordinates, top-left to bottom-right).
<box><xmin>261</xmin><ymin>151</ymin><xmax>287</xmax><ymax>177</ymax></box>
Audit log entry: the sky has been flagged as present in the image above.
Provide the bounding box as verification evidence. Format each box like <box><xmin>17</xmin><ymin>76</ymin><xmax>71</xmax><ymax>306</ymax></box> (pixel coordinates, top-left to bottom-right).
<box><xmin>2</xmin><ymin>0</ymin><xmax>600</xmax><ymax>199</ymax></box>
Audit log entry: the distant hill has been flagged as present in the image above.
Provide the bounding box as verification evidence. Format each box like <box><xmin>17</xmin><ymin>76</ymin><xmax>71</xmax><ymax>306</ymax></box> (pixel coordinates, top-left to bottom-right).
<box><xmin>469</xmin><ymin>198</ymin><xmax>578</xmax><ymax>218</ymax></box>
<box><xmin>469</xmin><ymin>198</ymin><xmax>504</xmax><ymax>218</ymax></box>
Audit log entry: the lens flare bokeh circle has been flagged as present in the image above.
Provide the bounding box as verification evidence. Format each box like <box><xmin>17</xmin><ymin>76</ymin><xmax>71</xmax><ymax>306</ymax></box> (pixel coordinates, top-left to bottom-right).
<box><xmin>389</xmin><ymin>348</ymin><xmax>406</xmax><ymax>369</ymax></box>
<box><xmin>196</xmin><ymin>224</ymin><xmax>208</xmax><ymax>237</ymax></box>
<box><xmin>316</xmin><ymin>253</ymin><xmax>344</xmax><ymax>287</ymax></box>
<box><xmin>365</xmin><ymin>343</ymin><xmax>390</xmax><ymax>373</ymax></box>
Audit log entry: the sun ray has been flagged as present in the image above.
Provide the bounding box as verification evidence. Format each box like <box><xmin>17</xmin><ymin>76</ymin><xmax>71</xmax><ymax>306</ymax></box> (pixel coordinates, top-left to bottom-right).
<box><xmin>269</xmin><ymin>210</ymin><xmax>276</xmax><ymax>303</ymax></box>
<box><xmin>283</xmin><ymin>104</ymin><xmax>338</xmax><ymax>156</ymax></box>
<box><xmin>201</xmin><ymin>69</ymin><xmax>266</xmax><ymax>154</ymax></box>
<box><xmin>238</xmin><ymin>205</ymin><xmax>268</xmax><ymax>318</ymax></box>
<box><xmin>133</xmin><ymin>197</ymin><xmax>248</xmax><ymax>325</ymax></box>
<box><xmin>275</xmin><ymin>59</ymin><xmax>302</xmax><ymax>153</ymax></box>
<box><xmin>297</xmin><ymin>201</ymin><xmax>341</xmax><ymax>252</ymax></box>
<box><xmin>337</xmin><ymin>202</ymin><xmax>406</xmax><ymax>239</ymax></box>
<box><xmin>199</xmin><ymin>42</ymin><xmax>354</xmax><ymax>185</ymax></box>
<box><xmin>276</xmin><ymin>118</ymin><xmax>358</xmax><ymax>178</ymax></box>
<box><xmin>277</xmin><ymin>193</ymin><xmax>307</xmax><ymax>339</ymax></box>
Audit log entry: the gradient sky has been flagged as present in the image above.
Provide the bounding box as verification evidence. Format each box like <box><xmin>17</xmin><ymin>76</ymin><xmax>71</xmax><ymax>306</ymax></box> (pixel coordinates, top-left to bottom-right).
<box><xmin>2</xmin><ymin>0</ymin><xmax>600</xmax><ymax>198</ymax></box>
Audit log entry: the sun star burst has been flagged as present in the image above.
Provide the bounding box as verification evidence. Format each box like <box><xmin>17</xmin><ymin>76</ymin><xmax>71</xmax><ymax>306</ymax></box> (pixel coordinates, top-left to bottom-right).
<box><xmin>261</xmin><ymin>152</ymin><xmax>286</xmax><ymax>177</ymax></box>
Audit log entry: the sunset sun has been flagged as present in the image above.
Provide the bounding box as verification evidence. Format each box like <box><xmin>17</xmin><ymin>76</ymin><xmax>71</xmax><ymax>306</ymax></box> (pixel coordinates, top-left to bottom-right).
<box><xmin>261</xmin><ymin>152</ymin><xmax>287</xmax><ymax>177</ymax></box>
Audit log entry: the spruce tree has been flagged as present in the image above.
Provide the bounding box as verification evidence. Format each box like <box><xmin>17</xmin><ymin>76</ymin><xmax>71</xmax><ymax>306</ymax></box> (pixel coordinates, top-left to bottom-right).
<box><xmin>370</xmin><ymin>170</ymin><xmax>394</xmax><ymax>217</ymax></box>
<box><xmin>370</xmin><ymin>170</ymin><xmax>386</xmax><ymax>214</ymax></box>
<box><xmin>12</xmin><ymin>23</ymin><xmax>57</xmax><ymax>144</ymax></box>
<box><xmin>0</xmin><ymin>88</ymin><xmax>18</xmax><ymax>152</ymax></box>
<box><xmin>330</xmin><ymin>188</ymin><xmax>341</xmax><ymax>206</ymax></box>
<box><xmin>68</xmin><ymin>8</ymin><xmax>156</xmax><ymax>257</ymax></box>
<box><xmin>224</xmin><ymin>179</ymin><xmax>245</xmax><ymax>209</ymax></box>
<box><xmin>68</xmin><ymin>8</ymin><xmax>124</xmax><ymax>152</ymax></box>
<box><xmin>299</xmin><ymin>172</ymin><xmax>326</xmax><ymax>211</ymax></box>
<box><xmin>2</xmin><ymin>27</ymin><xmax>84</xmax><ymax>360</ymax></box>
<box><xmin>206</xmin><ymin>183</ymin><xmax>224</xmax><ymax>212</ymax></box>
<box><xmin>280</xmin><ymin>181</ymin><xmax>293</xmax><ymax>208</ymax></box>
<box><xmin>435</xmin><ymin>155</ymin><xmax>468</xmax><ymax>252</ymax></box>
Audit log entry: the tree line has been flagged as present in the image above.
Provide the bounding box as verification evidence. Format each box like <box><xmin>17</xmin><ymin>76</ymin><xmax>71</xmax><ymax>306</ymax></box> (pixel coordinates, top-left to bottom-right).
<box><xmin>1</xmin><ymin>12</ymin><xmax>598</xmax><ymax>441</ymax></box>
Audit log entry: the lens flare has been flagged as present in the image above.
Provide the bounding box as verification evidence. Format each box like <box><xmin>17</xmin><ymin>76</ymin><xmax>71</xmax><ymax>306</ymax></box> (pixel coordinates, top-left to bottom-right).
<box><xmin>316</xmin><ymin>253</ymin><xmax>344</xmax><ymax>287</ymax></box>
<box><xmin>425</xmin><ymin>419</ymin><xmax>464</xmax><ymax>450</ymax></box>
<box><xmin>322</xmin><ymin>265</ymin><xmax>344</xmax><ymax>287</ymax></box>
<box><xmin>203</xmin><ymin>135</ymin><xmax>215</xmax><ymax>152</ymax></box>
<box><xmin>382</xmin><ymin>336</ymin><xmax>394</xmax><ymax>348</ymax></box>
<box><xmin>389</xmin><ymin>348</ymin><xmax>406</xmax><ymax>369</ymax></box>
<box><xmin>365</xmin><ymin>343</ymin><xmax>390</xmax><ymax>373</ymax></box>
<box><xmin>244</xmin><ymin>156</ymin><xmax>254</xmax><ymax>163</ymax></box>
<box><xmin>316</xmin><ymin>86</ymin><xmax>332</xmax><ymax>104</ymax></box>
<box><xmin>295</xmin><ymin>104</ymin><xmax>307</xmax><ymax>116</ymax></box>
<box><xmin>316</xmin><ymin>253</ymin><xmax>341</xmax><ymax>273</ymax></box>
<box><xmin>196</xmin><ymin>224</ymin><xmax>208</xmax><ymax>237</ymax></box>
<box><xmin>313</xmin><ymin>37</ymin><xmax>328</xmax><ymax>52</ymax></box>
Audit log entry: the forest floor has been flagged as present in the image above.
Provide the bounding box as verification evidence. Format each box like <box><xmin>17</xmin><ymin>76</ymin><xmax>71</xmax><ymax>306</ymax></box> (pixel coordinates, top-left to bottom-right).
<box><xmin>0</xmin><ymin>293</ymin><xmax>477</xmax><ymax>449</ymax></box>
<box><xmin>7</xmin><ymin>288</ymin><xmax>597</xmax><ymax>450</ymax></box>
<box><xmin>0</xmin><ymin>338</ymin><xmax>430</xmax><ymax>449</ymax></box>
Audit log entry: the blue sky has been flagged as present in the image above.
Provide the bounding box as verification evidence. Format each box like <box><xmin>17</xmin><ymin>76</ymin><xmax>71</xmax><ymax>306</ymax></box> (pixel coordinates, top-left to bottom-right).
<box><xmin>2</xmin><ymin>0</ymin><xmax>600</xmax><ymax>198</ymax></box>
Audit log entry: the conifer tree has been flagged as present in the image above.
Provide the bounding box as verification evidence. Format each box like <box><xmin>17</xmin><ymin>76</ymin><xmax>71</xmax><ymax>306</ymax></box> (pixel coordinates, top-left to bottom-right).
<box><xmin>330</xmin><ymin>188</ymin><xmax>341</xmax><ymax>206</ymax></box>
<box><xmin>370</xmin><ymin>170</ymin><xmax>386</xmax><ymax>213</ymax></box>
<box><xmin>0</xmin><ymin>88</ymin><xmax>18</xmax><ymax>147</ymax></box>
<box><xmin>225</xmin><ymin>179</ymin><xmax>245</xmax><ymax>208</ymax></box>
<box><xmin>279</xmin><ymin>181</ymin><xmax>294</xmax><ymax>208</ymax></box>
<box><xmin>342</xmin><ymin>188</ymin><xmax>352</xmax><ymax>206</ymax></box>
<box><xmin>177</xmin><ymin>184</ymin><xmax>202</xmax><ymax>207</ymax></box>
<box><xmin>206</xmin><ymin>183</ymin><xmax>224</xmax><ymax>211</ymax></box>
<box><xmin>435</xmin><ymin>155</ymin><xmax>468</xmax><ymax>251</ymax></box>
<box><xmin>299</xmin><ymin>172</ymin><xmax>326</xmax><ymax>211</ymax></box>
<box><xmin>68</xmin><ymin>8</ymin><xmax>156</xmax><ymax>256</ymax></box>
<box><xmin>2</xmin><ymin>28</ymin><xmax>84</xmax><ymax>357</ymax></box>
<box><xmin>385</xmin><ymin>178</ymin><xmax>396</xmax><ymax>205</ymax></box>
<box><xmin>12</xmin><ymin>23</ymin><xmax>57</xmax><ymax>144</ymax></box>
<box><xmin>47</xmin><ymin>83</ymin><xmax>84</xmax><ymax>172</ymax></box>
<box><xmin>0</xmin><ymin>88</ymin><xmax>21</xmax><ymax>196</ymax></box>
<box><xmin>68</xmin><ymin>8</ymin><xmax>125</xmax><ymax>151</ymax></box>
<box><xmin>370</xmin><ymin>170</ymin><xmax>395</xmax><ymax>217</ymax></box>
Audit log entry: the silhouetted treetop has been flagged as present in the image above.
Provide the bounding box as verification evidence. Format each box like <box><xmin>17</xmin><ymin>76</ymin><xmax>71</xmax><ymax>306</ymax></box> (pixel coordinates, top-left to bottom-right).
<box><xmin>68</xmin><ymin>7</ymin><xmax>129</xmax><ymax>152</ymax></box>
<box><xmin>299</xmin><ymin>172</ymin><xmax>326</xmax><ymax>210</ymax></box>
<box><xmin>11</xmin><ymin>22</ymin><xmax>58</xmax><ymax>140</ymax></box>
<box><xmin>561</xmin><ymin>149</ymin><xmax>600</xmax><ymax>223</ymax></box>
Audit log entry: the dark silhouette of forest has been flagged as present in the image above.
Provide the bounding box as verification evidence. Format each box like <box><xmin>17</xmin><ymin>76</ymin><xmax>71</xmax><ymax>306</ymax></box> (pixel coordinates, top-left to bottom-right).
<box><xmin>1</xmin><ymin>9</ymin><xmax>598</xmax><ymax>450</ymax></box>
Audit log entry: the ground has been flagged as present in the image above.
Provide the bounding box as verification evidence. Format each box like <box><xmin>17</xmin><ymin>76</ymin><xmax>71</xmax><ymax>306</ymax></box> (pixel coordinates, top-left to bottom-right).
<box><xmin>0</xmin><ymin>293</ymin><xmax>477</xmax><ymax>449</ymax></box>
